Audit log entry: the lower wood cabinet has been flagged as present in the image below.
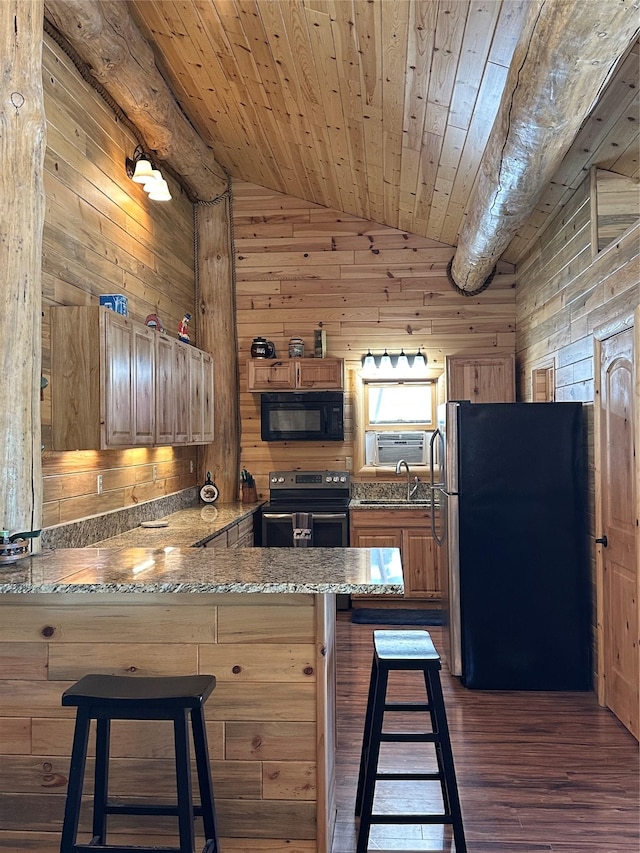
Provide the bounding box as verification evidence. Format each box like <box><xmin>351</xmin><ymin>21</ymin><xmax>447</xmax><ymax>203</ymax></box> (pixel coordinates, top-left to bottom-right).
<box><xmin>201</xmin><ymin>514</ymin><xmax>254</xmax><ymax>548</ymax></box>
<box><xmin>350</xmin><ymin>507</ymin><xmax>440</xmax><ymax>601</ymax></box>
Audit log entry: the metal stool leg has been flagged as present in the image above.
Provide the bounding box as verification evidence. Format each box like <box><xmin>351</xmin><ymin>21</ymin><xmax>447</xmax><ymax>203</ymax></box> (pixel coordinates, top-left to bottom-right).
<box><xmin>60</xmin><ymin>708</ymin><xmax>91</xmax><ymax>853</ymax></box>
<box><xmin>355</xmin><ymin>653</ymin><xmax>379</xmax><ymax>818</ymax></box>
<box><xmin>425</xmin><ymin>668</ymin><xmax>467</xmax><ymax>853</ymax></box>
<box><xmin>174</xmin><ymin>710</ymin><xmax>195</xmax><ymax>853</ymax></box>
<box><xmin>191</xmin><ymin>705</ymin><xmax>219</xmax><ymax>851</ymax></box>
<box><xmin>92</xmin><ymin>716</ymin><xmax>111</xmax><ymax>844</ymax></box>
<box><xmin>356</xmin><ymin>663</ymin><xmax>389</xmax><ymax>853</ymax></box>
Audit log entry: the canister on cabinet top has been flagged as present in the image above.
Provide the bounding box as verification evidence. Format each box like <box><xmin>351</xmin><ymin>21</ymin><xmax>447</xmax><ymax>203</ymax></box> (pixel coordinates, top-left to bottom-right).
<box><xmin>289</xmin><ymin>336</ymin><xmax>304</xmax><ymax>358</ymax></box>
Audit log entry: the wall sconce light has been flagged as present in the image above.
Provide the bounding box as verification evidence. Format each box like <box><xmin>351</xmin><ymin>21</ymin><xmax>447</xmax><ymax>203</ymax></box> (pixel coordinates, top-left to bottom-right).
<box><xmin>361</xmin><ymin>348</ymin><xmax>428</xmax><ymax>378</ymax></box>
<box><xmin>125</xmin><ymin>145</ymin><xmax>172</xmax><ymax>201</ymax></box>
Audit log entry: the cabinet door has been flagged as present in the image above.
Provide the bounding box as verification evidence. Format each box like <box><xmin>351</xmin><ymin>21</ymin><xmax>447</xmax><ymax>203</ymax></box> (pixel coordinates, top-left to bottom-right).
<box><xmin>201</xmin><ymin>351</ymin><xmax>214</xmax><ymax>443</ymax></box>
<box><xmin>132</xmin><ymin>324</ymin><xmax>155</xmax><ymax>445</ymax></box>
<box><xmin>402</xmin><ymin>529</ymin><xmax>440</xmax><ymax>598</ymax></box>
<box><xmin>189</xmin><ymin>348</ymin><xmax>214</xmax><ymax>444</ymax></box>
<box><xmin>155</xmin><ymin>333</ymin><xmax>176</xmax><ymax>444</ymax></box>
<box><xmin>296</xmin><ymin>358</ymin><xmax>344</xmax><ymax>389</ymax></box>
<box><xmin>174</xmin><ymin>342</ymin><xmax>190</xmax><ymax>444</ymax></box>
<box><xmin>247</xmin><ymin>359</ymin><xmax>296</xmax><ymax>391</ymax></box>
<box><xmin>103</xmin><ymin>312</ymin><xmax>136</xmax><ymax>447</ymax></box>
<box><xmin>446</xmin><ymin>356</ymin><xmax>515</xmax><ymax>402</ymax></box>
<box><xmin>351</xmin><ymin>528</ymin><xmax>402</xmax><ymax>550</ymax></box>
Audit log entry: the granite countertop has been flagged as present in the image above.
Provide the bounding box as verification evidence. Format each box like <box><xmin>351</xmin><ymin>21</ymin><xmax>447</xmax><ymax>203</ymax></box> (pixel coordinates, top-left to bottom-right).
<box><xmin>0</xmin><ymin>547</ymin><xmax>404</xmax><ymax>595</ymax></box>
<box><xmin>93</xmin><ymin>503</ymin><xmax>263</xmax><ymax>548</ymax></box>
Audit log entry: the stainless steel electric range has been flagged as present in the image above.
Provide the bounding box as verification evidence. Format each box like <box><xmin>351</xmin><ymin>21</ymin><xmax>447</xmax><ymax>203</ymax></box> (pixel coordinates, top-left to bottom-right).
<box><xmin>260</xmin><ymin>470</ymin><xmax>350</xmax><ymax>548</ymax></box>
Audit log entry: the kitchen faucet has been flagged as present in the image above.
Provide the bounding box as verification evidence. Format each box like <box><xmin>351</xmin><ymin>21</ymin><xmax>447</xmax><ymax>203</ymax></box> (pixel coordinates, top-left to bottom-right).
<box><xmin>395</xmin><ymin>459</ymin><xmax>420</xmax><ymax>501</ymax></box>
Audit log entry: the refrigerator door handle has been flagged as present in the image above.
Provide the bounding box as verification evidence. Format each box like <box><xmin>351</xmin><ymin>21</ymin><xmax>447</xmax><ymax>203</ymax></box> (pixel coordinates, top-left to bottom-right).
<box><xmin>430</xmin><ymin>486</ymin><xmax>447</xmax><ymax>546</ymax></box>
<box><xmin>429</xmin><ymin>428</ymin><xmax>445</xmax><ymax>490</ymax></box>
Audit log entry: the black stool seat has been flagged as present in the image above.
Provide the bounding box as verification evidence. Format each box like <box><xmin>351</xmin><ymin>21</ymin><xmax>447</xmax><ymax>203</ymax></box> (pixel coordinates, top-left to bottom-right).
<box><xmin>62</xmin><ymin>673</ymin><xmax>216</xmax><ymax>711</ymax></box>
<box><xmin>59</xmin><ymin>673</ymin><xmax>220</xmax><ymax>853</ymax></box>
<box><xmin>355</xmin><ymin>630</ymin><xmax>466</xmax><ymax>853</ymax></box>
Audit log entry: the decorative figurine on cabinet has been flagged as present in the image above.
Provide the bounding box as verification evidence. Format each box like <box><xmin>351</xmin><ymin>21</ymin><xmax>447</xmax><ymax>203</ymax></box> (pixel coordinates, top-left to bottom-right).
<box><xmin>178</xmin><ymin>312</ymin><xmax>191</xmax><ymax>344</ymax></box>
<box><xmin>145</xmin><ymin>313</ymin><xmax>165</xmax><ymax>332</ymax></box>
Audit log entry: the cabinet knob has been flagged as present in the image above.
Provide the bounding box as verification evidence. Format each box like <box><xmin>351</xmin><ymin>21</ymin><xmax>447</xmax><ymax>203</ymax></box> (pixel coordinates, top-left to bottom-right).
<box><xmin>595</xmin><ymin>535</ymin><xmax>608</xmax><ymax>547</ymax></box>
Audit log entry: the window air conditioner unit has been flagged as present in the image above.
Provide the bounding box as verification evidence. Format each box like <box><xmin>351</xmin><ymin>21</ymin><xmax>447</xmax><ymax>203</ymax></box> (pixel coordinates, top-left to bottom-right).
<box><xmin>373</xmin><ymin>431</ymin><xmax>428</xmax><ymax>466</ymax></box>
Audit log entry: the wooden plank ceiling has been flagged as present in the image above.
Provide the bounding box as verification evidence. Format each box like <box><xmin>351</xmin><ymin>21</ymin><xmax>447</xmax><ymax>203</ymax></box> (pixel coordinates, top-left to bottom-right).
<box><xmin>130</xmin><ymin>0</ymin><xmax>639</xmax><ymax>266</ymax></box>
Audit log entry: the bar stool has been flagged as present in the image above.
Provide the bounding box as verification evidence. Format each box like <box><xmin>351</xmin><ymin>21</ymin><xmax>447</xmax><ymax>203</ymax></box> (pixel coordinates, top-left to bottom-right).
<box><xmin>355</xmin><ymin>630</ymin><xmax>466</xmax><ymax>853</ymax></box>
<box><xmin>59</xmin><ymin>673</ymin><xmax>220</xmax><ymax>853</ymax></box>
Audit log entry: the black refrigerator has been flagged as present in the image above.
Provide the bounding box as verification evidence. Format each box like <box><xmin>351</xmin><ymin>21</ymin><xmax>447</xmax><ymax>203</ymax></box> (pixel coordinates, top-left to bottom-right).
<box><xmin>430</xmin><ymin>401</ymin><xmax>591</xmax><ymax>690</ymax></box>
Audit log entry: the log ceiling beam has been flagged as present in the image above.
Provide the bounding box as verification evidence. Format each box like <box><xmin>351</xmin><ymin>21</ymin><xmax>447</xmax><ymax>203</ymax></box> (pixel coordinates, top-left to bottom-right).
<box><xmin>450</xmin><ymin>0</ymin><xmax>640</xmax><ymax>294</ymax></box>
<box><xmin>44</xmin><ymin>0</ymin><xmax>228</xmax><ymax>201</ymax></box>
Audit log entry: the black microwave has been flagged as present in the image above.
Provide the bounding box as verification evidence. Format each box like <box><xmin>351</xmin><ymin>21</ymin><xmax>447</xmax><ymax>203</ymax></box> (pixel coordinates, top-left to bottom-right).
<box><xmin>261</xmin><ymin>392</ymin><xmax>344</xmax><ymax>442</ymax></box>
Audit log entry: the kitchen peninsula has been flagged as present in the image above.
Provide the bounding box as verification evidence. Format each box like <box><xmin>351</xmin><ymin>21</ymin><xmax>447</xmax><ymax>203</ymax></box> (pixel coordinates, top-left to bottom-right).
<box><xmin>0</xmin><ymin>545</ymin><xmax>403</xmax><ymax>853</ymax></box>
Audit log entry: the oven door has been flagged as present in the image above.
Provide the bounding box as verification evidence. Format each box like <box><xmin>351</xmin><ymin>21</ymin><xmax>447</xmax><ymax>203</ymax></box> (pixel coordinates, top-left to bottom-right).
<box><xmin>261</xmin><ymin>510</ymin><xmax>349</xmax><ymax>547</ymax></box>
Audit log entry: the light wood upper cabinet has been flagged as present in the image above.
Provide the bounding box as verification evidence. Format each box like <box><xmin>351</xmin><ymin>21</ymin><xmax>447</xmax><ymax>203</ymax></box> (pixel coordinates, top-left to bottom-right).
<box><xmin>155</xmin><ymin>331</ymin><xmax>193</xmax><ymax>445</ymax></box>
<box><xmin>297</xmin><ymin>358</ymin><xmax>343</xmax><ymax>389</ymax></box>
<box><xmin>247</xmin><ymin>357</ymin><xmax>343</xmax><ymax>391</ymax></box>
<box><xmin>51</xmin><ymin>306</ymin><xmax>213</xmax><ymax>449</ymax></box>
<box><xmin>189</xmin><ymin>348</ymin><xmax>214</xmax><ymax>444</ymax></box>
<box><xmin>350</xmin><ymin>507</ymin><xmax>440</xmax><ymax>600</ymax></box>
<box><xmin>445</xmin><ymin>355</ymin><xmax>515</xmax><ymax>403</ymax></box>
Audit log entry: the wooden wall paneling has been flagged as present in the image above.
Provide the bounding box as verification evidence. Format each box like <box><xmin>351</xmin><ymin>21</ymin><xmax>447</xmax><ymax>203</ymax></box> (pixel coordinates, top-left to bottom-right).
<box><xmin>515</xmin><ymin>168</ymin><xmax>639</xmax><ymax>694</ymax></box>
<box><xmin>0</xmin><ymin>594</ymin><xmax>330</xmax><ymax>848</ymax></box>
<box><xmin>234</xmin><ymin>180</ymin><xmax>516</xmax><ymax>484</ymax></box>
<box><xmin>41</xmin><ymin>33</ymin><xmax>198</xmax><ymax>530</ymax></box>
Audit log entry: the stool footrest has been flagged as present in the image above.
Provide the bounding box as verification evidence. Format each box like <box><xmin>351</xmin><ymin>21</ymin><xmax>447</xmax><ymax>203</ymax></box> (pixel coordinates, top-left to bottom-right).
<box><xmin>384</xmin><ymin>702</ymin><xmax>431</xmax><ymax>712</ymax></box>
<box><xmin>375</xmin><ymin>771</ymin><xmax>443</xmax><ymax>782</ymax></box>
<box><xmin>380</xmin><ymin>732</ymin><xmax>437</xmax><ymax>743</ymax></box>
<box><xmin>103</xmin><ymin>802</ymin><xmax>207</xmax><ymax>817</ymax></box>
<box><xmin>74</xmin><ymin>846</ymin><xmax>181</xmax><ymax>852</ymax></box>
<box><xmin>368</xmin><ymin>814</ymin><xmax>455</xmax><ymax>826</ymax></box>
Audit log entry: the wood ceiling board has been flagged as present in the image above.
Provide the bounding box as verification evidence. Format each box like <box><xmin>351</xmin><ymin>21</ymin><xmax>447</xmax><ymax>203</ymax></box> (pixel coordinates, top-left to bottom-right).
<box><xmin>123</xmin><ymin>0</ymin><xmax>637</xmax><ymax>269</ymax></box>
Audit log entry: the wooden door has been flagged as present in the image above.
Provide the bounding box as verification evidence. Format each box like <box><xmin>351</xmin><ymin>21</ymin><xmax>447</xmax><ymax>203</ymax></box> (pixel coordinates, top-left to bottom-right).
<box><xmin>201</xmin><ymin>351</ymin><xmax>214</xmax><ymax>444</ymax></box>
<box><xmin>174</xmin><ymin>342</ymin><xmax>190</xmax><ymax>444</ymax></box>
<box><xmin>103</xmin><ymin>312</ymin><xmax>135</xmax><ymax>446</ymax></box>
<box><xmin>598</xmin><ymin>325</ymin><xmax>638</xmax><ymax>738</ymax></box>
<box><xmin>189</xmin><ymin>347</ymin><xmax>205</xmax><ymax>443</ymax></box>
<box><xmin>297</xmin><ymin>358</ymin><xmax>344</xmax><ymax>389</ymax></box>
<box><xmin>247</xmin><ymin>359</ymin><xmax>296</xmax><ymax>391</ymax></box>
<box><xmin>155</xmin><ymin>333</ymin><xmax>175</xmax><ymax>444</ymax></box>
<box><xmin>446</xmin><ymin>355</ymin><xmax>515</xmax><ymax>402</ymax></box>
<box><xmin>132</xmin><ymin>324</ymin><xmax>155</xmax><ymax>445</ymax></box>
<box><xmin>402</xmin><ymin>529</ymin><xmax>440</xmax><ymax>598</ymax></box>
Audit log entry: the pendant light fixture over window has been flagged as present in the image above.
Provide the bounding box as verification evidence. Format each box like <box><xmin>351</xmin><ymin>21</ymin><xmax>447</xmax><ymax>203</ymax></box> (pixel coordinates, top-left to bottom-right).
<box><xmin>125</xmin><ymin>145</ymin><xmax>172</xmax><ymax>201</ymax></box>
<box><xmin>360</xmin><ymin>348</ymin><xmax>428</xmax><ymax>378</ymax></box>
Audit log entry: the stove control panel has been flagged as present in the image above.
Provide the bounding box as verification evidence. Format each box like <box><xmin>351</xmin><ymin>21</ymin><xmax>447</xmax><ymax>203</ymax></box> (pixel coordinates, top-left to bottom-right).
<box><xmin>269</xmin><ymin>470</ymin><xmax>350</xmax><ymax>489</ymax></box>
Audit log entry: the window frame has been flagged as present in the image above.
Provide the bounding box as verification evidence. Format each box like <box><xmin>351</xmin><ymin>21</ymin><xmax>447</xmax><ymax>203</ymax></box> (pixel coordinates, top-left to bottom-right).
<box><xmin>363</xmin><ymin>378</ymin><xmax>438</xmax><ymax>432</ymax></box>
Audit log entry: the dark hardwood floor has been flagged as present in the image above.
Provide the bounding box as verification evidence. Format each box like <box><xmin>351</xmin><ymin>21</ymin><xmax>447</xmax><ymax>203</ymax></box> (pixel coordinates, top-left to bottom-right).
<box><xmin>332</xmin><ymin>612</ymin><xmax>639</xmax><ymax>853</ymax></box>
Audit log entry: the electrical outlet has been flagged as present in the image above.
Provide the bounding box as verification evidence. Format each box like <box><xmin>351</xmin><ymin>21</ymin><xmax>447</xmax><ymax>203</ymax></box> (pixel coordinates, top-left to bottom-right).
<box><xmin>97</xmin><ymin>475</ymin><xmax>103</xmax><ymax>495</ymax></box>
<box><xmin>346</xmin><ymin>456</ymin><xmax>353</xmax><ymax>470</ymax></box>
<box><xmin>152</xmin><ymin>465</ymin><xmax>158</xmax><ymax>483</ymax></box>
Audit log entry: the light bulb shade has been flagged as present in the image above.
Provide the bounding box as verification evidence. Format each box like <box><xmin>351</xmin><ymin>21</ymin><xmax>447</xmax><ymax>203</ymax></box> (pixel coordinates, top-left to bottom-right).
<box><xmin>361</xmin><ymin>351</ymin><xmax>377</xmax><ymax>377</ymax></box>
<box><xmin>146</xmin><ymin>178</ymin><xmax>172</xmax><ymax>201</ymax></box>
<box><xmin>378</xmin><ymin>350</ymin><xmax>393</xmax><ymax>377</ymax></box>
<box><xmin>132</xmin><ymin>158</ymin><xmax>154</xmax><ymax>183</ymax></box>
<box><xmin>411</xmin><ymin>350</ymin><xmax>428</xmax><ymax>375</ymax></box>
<box><xmin>396</xmin><ymin>350</ymin><xmax>410</xmax><ymax>375</ymax></box>
<box><xmin>143</xmin><ymin>169</ymin><xmax>163</xmax><ymax>191</ymax></box>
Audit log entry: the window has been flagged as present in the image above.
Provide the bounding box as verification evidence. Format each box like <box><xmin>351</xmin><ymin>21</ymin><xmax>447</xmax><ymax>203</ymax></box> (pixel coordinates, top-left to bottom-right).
<box><xmin>365</xmin><ymin>381</ymin><xmax>435</xmax><ymax>430</ymax></box>
<box><xmin>363</xmin><ymin>380</ymin><xmax>437</xmax><ymax>467</ymax></box>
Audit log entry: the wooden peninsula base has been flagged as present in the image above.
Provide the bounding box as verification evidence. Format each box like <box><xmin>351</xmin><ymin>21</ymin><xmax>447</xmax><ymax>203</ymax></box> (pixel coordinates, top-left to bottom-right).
<box><xmin>0</xmin><ymin>545</ymin><xmax>403</xmax><ymax>851</ymax></box>
<box><xmin>0</xmin><ymin>591</ymin><xmax>336</xmax><ymax>852</ymax></box>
